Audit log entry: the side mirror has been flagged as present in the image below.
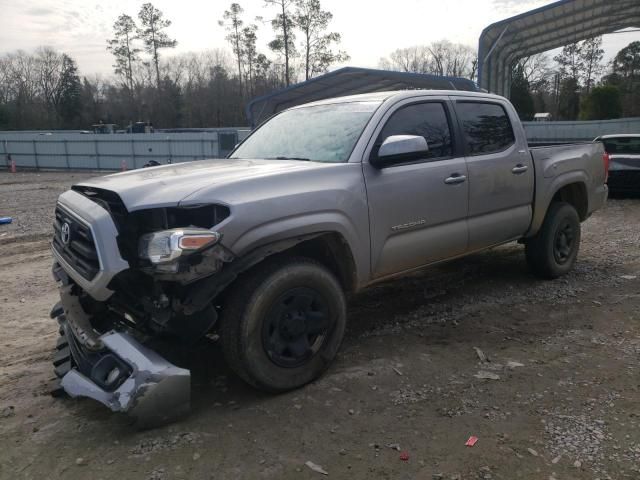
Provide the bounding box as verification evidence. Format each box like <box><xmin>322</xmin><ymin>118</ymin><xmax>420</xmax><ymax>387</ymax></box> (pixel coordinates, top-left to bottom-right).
<box><xmin>371</xmin><ymin>135</ymin><xmax>429</xmax><ymax>168</ymax></box>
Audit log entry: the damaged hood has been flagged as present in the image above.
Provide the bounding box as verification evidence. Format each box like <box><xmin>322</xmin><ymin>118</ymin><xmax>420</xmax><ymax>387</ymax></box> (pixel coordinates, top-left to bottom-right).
<box><xmin>75</xmin><ymin>159</ymin><xmax>328</xmax><ymax>211</ymax></box>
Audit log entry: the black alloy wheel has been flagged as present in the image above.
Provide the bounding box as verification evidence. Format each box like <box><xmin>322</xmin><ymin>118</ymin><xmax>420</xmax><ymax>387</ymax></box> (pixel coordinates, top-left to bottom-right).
<box><xmin>262</xmin><ymin>287</ymin><xmax>331</xmax><ymax>368</ymax></box>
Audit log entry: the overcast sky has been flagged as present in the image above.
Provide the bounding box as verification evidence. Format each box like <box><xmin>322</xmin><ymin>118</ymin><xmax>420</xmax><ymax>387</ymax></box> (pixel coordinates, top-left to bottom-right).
<box><xmin>0</xmin><ymin>0</ymin><xmax>638</xmax><ymax>78</ymax></box>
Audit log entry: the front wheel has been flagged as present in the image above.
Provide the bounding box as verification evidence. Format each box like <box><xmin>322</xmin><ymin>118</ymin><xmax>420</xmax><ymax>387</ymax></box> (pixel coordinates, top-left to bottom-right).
<box><xmin>525</xmin><ymin>201</ymin><xmax>581</xmax><ymax>279</ymax></box>
<box><xmin>220</xmin><ymin>257</ymin><xmax>347</xmax><ymax>392</ymax></box>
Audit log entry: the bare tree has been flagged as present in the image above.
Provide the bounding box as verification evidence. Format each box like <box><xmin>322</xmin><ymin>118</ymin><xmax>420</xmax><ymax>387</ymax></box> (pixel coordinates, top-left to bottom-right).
<box><xmin>379</xmin><ymin>41</ymin><xmax>477</xmax><ymax>79</ymax></box>
<box><xmin>0</xmin><ymin>42</ymin><xmax>282</xmax><ymax>130</ymax></box>
<box><xmin>137</xmin><ymin>3</ymin><xmax>177</xmax><ymax>88</ymax></box>
<box><xmin>35</xmin><ymin>47</ymin><xmax>64</xmax><ymax>124</ymax></box>
<box><xmin>2</xmin><ymin>51</ymin><xmax>41</xmax><ymax>128</ymax></box>
<box><xmin>516</xmin><ymin>53</ymin><xmax>553</xmax><ymax>93</ymax></box>
<box><xmin>449</xmin><ymin>44</ymin><xmax>476</xmax><ymax>79</ymax></box>
<box><xmin>428</xmin><ymin>40</ymin><xmax>475</xmax><ymax>78</ymax></box>
<box><xmin>0</xmin><ymin>57</ymin><xmax>12</xmax><ymax>105</ymax></box>
<box><xmin>9</xmin><ymin>51</ymin><xmax>40</xmax><ymax>105</ymax></box>
<box><xmin>378</xmin><ymin>46</ymin><xmax>431</xmax><ymax>73</ymax></box>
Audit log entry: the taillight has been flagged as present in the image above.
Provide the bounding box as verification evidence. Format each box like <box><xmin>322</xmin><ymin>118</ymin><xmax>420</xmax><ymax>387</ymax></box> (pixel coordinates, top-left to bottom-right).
<box><xmin>602</xmin><ymin>152</ymin><xmax>610</xmax><ymax>182</ymax></box>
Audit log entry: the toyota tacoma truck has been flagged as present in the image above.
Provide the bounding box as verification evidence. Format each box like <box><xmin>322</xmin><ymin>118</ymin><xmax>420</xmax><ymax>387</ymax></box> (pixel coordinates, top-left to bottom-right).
<box><xmin>50</xmin><ymin>90</ymin><xmax>608</xmax><ymax>425</ymax></box>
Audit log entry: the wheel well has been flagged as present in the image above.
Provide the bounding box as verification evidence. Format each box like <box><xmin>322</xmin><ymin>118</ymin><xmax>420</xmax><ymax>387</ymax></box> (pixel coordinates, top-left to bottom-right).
<box><xmin>552</xmin><ymin>183</ymin><xmax>588</xmax><ymax>221</ymax></box>
<box><xmin>196</xmin><ymin>232</ymin><xmax>357</xmax><ymax>314</ymax></box>
<box><xmin>286</xmin><ymin>233</ymin><xmax>358</xmax><ymax>293</ymax></box>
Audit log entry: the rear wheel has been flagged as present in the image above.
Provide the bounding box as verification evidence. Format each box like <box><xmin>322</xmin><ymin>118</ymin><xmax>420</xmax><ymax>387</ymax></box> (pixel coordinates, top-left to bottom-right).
<box><xmin>525</xmin><ymin>201</ymin><xmax>581</xmax><ymax>279</ymax></box>
<box><xmin>220</xmin><ymin>257</ymin><xmax>346</xmax><ymax>392</ymax></box>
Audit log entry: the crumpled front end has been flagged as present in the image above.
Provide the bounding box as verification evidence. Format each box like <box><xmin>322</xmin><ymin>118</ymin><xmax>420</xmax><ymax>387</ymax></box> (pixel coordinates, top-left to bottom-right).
<box><xmin>49</xmin><ymin>181</ymin><xmax>247</xmax><ymax>425</ymax></box>
<box><xmin>52</xmin><ymin>289</ymin><xmax>191</xmax><ymax>428</ymax></box>
<box><xmin>49</xmin><ymin>187</ymin><xmax>212</xmax><ymax>427</ymax></box>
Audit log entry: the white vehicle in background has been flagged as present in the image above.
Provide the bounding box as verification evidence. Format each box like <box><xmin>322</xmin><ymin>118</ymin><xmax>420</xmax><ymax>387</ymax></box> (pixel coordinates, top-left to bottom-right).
<box><xmin>534</xmin><ymin>113</ymin><xmax>552</xmax><ymax>122</ymax></box>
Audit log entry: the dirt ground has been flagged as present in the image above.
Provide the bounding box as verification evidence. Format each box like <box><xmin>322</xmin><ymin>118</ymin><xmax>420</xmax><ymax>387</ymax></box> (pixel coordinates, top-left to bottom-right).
<box><xmin>1</xmin><ymin>171</ymin><xmax>639</xmax><ymax>480</ymax></box>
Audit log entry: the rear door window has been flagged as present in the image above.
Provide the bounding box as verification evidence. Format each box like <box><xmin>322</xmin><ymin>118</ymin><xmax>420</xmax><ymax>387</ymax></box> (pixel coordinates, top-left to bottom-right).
<box><xmin>456</xmin><ymin>102</ymin><xmax>515</xmax><ymax>155</ymax></box>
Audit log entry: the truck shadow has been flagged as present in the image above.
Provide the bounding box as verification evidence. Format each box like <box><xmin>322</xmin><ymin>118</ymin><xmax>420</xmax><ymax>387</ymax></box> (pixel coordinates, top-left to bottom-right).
<box><xmin>185</xmin><ymin>242</ymin><xmax>612</xmax><ymax>417</ymax></box>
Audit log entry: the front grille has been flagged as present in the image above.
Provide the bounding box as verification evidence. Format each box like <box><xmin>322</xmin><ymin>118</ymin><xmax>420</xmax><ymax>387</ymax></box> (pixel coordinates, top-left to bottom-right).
<box><xmin>72</xmin><ymin>186</ymin><xmax>128</xmax><ymax>232</ymax></box>
<box><xmin>53</xmin><ymin>207</ymin><xmax>100</xmax><ymax>280</ymax></box>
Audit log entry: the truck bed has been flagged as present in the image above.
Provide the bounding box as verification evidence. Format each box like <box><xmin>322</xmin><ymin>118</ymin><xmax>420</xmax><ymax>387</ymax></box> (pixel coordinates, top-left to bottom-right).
<box><xmin>527</xmin><ymin>141</ymin><xmax>607</xmax><ymax>236</ymax></box>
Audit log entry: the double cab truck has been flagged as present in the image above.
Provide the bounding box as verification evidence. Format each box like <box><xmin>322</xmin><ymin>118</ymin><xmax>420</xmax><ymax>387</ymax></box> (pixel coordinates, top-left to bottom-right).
<box><xmin>50</xmin><ymin>90</ymin><xmax>608</xmax><ymax>424</ymax></box>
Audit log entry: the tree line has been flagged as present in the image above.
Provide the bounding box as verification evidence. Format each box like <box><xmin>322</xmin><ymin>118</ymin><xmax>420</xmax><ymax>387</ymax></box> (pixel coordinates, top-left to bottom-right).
<box><xmin>378</xmin><ymin>37</ymin><xmax>640</xmax><ymax>121</ymax></box>
<box><xmin>378</xmin><ymin>41</ymin><xmax>478</xmax><ymax>80</ymax></box>
<box><xmin>510</xmin><ymin>37</ymin><xmax>640</xmax><ymax>121</ymax></box>
<box><xmin>0</xmin><ymin>1</ymin><xmax>347</xmax><ymax>130</ymax></box>
<box><xmin>0</xmin><ymin>2</ymin><xmax>638</xmax><ymax>131</ymax></box>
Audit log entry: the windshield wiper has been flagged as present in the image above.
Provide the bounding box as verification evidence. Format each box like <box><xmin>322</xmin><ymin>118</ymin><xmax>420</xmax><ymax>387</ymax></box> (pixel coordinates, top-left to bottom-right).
<box><xmin>267</xmin><ymin>156</ymin><xmax>312</xmax><ymax>161</ymax></box>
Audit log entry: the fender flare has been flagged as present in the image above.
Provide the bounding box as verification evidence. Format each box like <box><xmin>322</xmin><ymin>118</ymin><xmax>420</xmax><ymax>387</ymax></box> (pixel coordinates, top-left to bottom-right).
<box><xmin>180</xmin><ymin>232</ymin><xmax>349</xmax><ymax>315</ymax></box>
<box><xmin>527</xmin><ymin>170</ymin><xmax>589</xmax><ymax>237</ymax></box>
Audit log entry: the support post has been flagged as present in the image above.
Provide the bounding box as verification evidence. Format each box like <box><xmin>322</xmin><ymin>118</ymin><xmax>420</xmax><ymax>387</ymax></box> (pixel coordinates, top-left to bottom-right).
<box><xmin>33</xmin><ymin>140</ymin><xmax>39</xmax><ymax>169</ymax></box>
<box><xmin>94</xmin><ymin>139</ymin><xmax>100</xmax><ymax>169</ymax></box>
<box><xmin>63</xmin><ymin>139</ymin><xmax>70</xmax><ymax>169</ymax></box>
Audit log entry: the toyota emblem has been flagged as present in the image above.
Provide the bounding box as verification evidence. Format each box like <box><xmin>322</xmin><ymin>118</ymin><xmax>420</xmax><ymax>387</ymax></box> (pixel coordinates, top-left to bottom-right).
<box><xmin>61</xmin><ymin>222</ymin><xmax>71</xmax><ymax>245</ymax></box>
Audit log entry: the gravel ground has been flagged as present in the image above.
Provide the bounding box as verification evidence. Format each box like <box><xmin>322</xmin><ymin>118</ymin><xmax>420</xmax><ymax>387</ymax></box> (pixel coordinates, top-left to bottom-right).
<box><xmin>0</xmin><ymin>171</ymin><xmax>639</xmax><ymax>480</ymax></box>
<box><xmin>0</xmin><ymin>171</ymin><xmax>97</xmax><ymax>241</ymax></box>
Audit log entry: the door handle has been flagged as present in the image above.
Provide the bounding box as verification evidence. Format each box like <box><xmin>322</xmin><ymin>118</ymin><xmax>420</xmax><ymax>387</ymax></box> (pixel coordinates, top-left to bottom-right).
<box><xmin>512</xmin><ymin>164</ymin><xmax>528</xmax><ymax>174</ymax></box>
<box><xmin>444</xmin><ymin>174</ymin><xmax>467</xmax><ymax>185</ymax></box>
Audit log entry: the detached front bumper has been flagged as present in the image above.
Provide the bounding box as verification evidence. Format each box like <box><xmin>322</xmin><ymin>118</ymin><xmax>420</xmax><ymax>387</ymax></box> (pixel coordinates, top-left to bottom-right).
<box><xmin>52</xmin><ymin>290</ymin><xmax>190</xmax><ymax>427</ymax></box>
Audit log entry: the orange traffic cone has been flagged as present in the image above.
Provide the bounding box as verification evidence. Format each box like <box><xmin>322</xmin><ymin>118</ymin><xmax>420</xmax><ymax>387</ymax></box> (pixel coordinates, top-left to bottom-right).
<box><xmin>121</xmin><ymin>160</ymin><xmax>127</xmax><ymax>172</ymax></box>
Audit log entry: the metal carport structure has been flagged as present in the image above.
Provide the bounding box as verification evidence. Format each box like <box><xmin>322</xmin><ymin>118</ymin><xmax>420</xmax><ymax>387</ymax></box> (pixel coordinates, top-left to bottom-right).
<box><xmin>478</xmin><ymin>0</ymin><xmax>640</xmax><ymax>97</ymax></box>
<box><xmin>245</xmin><ymin>67</ymin><xmax>478</xmax><ymax>127</ymax></box>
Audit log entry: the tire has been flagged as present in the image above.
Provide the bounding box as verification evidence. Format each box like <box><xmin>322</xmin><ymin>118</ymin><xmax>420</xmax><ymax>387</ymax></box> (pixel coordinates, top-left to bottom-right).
<box><xmin>220</xmin><ymin>257</ymin><xmax>347</xmax><ymax>392</ymax></box>
<box><xmin>525</xmin><ymin>201</ymin><xmax>581</xmax><ymax>279</ymax></box>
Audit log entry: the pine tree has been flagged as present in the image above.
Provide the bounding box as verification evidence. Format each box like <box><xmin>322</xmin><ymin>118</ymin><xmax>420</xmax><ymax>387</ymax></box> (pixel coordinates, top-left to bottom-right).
<box><xmin>107</xmin><ymin>14</ymin><xmax>140</xmax><ymax>94</ymax></box>
<box><xmin>510</xmin><ymin>65</ymin><xmax>534</xmax><ymax>120</ymax></box>
<box><xmin>293</xmin><ymin>0</ymin><xmax>349</xmax><ymax>80</ymax></box>
<box><xmin>580</xmin><ymin>36</ymin><xmax>604</xmax><ymax>93</ymax></box>
<box><xmin>137</xmin><ymin>3</ymin><xmax>177</xmax><ymax>88</ymax></box>
<box><xmin>58</xmin><ymin>55</ymin><xmax>82</xmax><ymax>127</ymax></box>
<box><xmin>265</xmin><ymin>0</ymin><xmax>296</xmax><ymax>86</ymax></box>
<box><xmin>219</xmin><ymin>4</ymin><xmax>245</xmax><ymax>96</ymax></box>
<box><xmin>553</xmin><ymin>43</ymin><xmax>584</xmax><ymax>82</ymax></box>
<box><xmin>242</xmin><ymin>24</ymin><xmax>259</xmax><ymax>97</ymax></box>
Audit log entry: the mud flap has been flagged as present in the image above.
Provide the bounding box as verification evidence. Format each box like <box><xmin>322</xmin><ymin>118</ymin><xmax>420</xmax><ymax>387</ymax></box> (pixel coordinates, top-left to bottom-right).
<box><xmin>60</xmin><ymin>331</ymin><xmax>190</xmax><ymax>428</ymax></box>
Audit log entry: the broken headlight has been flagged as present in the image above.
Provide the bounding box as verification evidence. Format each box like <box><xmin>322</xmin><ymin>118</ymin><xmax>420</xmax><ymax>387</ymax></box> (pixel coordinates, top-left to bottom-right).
<box><xmin>138</xmin><ymin>228</ymin><xmax>221</xmax><ymax>267</ymax></box>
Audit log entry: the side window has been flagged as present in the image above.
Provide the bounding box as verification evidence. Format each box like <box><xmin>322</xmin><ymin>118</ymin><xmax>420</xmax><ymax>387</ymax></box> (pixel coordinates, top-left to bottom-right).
<box><xmin>456</xmin><ymin>102</ymin><xmax>515</xmax><ymax>155</ymax></box>
<box><xmin>375</xmin><ymin>102</ymin><xmax>453</xmax><ymax>160</ymax></box>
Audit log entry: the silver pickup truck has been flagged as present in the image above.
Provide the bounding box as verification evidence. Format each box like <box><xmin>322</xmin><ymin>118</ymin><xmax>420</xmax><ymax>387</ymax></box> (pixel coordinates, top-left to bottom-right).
<box><xmin>50</xmin><ymin>90</ymin><xmax>607</xmax><ymax>424</ymax></box>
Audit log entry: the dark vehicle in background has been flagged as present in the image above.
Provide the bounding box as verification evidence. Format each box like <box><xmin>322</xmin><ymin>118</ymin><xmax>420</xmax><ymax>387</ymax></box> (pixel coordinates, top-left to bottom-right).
<box><xmin>92</xmin><ymin>123</ymin><xmax>118</xmax><ymax>134</ymax></box>
<box><xmin>126</xmin><ymin>121</ymin><xmax>154</xmax><ymax>134</ymax></box>
<box><xmin>595</xmin><ymin>134</ymin><xmax>640</xmax><ymax>195</ymax></box>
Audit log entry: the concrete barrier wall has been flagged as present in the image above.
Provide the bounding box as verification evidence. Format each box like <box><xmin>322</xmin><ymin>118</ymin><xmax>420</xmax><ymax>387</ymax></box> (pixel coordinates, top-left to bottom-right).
<box><xmin>0</xmin><ymin>130</ymin><xmax>249</xmax><ymax>170</ymax></box>
<box><xmin>2</xmin><ymin>119</ymin><xmax>638</xmax><ymax>170</ymax></box>
<box><xmin>523</xmin><ymin>117</ymin><xmax>640</xmax><ymax>143</ymax></box>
